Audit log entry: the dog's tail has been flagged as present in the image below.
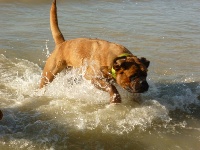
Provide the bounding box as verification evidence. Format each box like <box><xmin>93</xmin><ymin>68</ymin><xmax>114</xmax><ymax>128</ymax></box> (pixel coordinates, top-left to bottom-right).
<box><xmin>50</xmin><ymin>0</ymin><xmax>65</xmax><ymax>45</ymax></box>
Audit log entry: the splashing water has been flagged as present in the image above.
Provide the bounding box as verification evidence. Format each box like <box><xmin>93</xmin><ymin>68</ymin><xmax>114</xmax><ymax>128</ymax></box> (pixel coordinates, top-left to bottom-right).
<box><xmin>1</xmin><ymin>1</ymin><xmax>200</xmax><ymax>148</ymax></box>
<box><xmin>0</xmin><ymin>47</ymin><xmax>200</xmax><ymax>149</ymax></box>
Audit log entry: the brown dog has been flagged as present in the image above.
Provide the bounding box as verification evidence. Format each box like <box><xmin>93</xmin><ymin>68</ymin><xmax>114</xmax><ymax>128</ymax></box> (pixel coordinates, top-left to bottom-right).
<box><xmin>40</xmin><ymin>0</ymin><xmax>150</xmax><ymax>103</ymax></box>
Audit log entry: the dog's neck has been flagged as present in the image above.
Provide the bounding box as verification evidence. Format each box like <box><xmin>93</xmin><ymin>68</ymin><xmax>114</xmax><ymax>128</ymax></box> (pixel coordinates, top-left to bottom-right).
<box><xmin>111</xmin><ymin>53</ymin><xmax>131</xmax><ymax>79</ymax></box>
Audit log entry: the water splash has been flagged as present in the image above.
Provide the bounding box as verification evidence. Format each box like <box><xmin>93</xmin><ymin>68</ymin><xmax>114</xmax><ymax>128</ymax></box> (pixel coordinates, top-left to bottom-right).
<box><xmin>42</xmin><ymin>39</ymin><xmax>50</xmax><ymax>59</ymax></box>
<box><xmin>1</xmin><ymin>54</ymin><xmax>200</xmax><ymax>149</ymax></box>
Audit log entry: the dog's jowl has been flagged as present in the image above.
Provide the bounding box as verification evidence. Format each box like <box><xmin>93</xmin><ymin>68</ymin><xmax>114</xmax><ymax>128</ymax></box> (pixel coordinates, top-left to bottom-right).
<box><xmin>40</xmin><ymin>0</ymin><xmax>150</xmax><ymax>103</ymax></box>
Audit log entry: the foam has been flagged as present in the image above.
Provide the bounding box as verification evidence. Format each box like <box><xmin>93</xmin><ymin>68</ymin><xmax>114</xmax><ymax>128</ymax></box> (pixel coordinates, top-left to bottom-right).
<box><xmin>0</xmin><ymin>54</ymin><xmax>199</xmax><ymax>140</ymax></box>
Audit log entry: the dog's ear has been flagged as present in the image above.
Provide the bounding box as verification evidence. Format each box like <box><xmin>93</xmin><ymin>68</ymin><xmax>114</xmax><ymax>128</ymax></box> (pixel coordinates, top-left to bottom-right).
<box><xmin>140</xmin><ymin>57</ymin><xmax>150</xmax><ymax>68</ymax></box>
<box><xmin>113</xmin><ymin>56</ymin><xmax>126</xmax><ymax>71</ymax></box>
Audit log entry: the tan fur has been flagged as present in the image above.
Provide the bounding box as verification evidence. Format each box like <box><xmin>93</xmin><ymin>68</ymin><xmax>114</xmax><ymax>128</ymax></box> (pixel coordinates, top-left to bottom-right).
<box><xmin>40</xmin><ymin>0</ymin><xmax>150</xmax><ymax>103</ymax></box>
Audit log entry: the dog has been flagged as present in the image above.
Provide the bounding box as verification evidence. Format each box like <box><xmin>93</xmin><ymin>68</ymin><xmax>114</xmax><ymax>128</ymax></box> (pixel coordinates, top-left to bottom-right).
<box><xmin>40</xmin><ymin>0</ymin><xmax>150</xmax><ymax>103</ymax></box>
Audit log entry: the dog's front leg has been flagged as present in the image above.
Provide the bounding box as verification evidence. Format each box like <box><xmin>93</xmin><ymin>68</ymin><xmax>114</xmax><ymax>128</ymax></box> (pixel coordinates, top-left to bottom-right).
<box><xmin>91</xmin><ymin>78</ymin><xmax>121</xmax><ymax>103</ymax></box>
<box><xmin>40</xmin><ymin>53</ymin><xmax>66</xmax><ymax>88</ymax></box>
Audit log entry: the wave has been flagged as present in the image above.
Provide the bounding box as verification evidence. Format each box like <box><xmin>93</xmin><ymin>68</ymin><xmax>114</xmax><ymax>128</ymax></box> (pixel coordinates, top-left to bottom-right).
<box><xmin>0</xmin><ymin>54</ymin><xmax>200</xmax><ymax>149</ymax></box>
<box><xmin>0</xmin><ymin>54</ymin><xmax>170</xmax><ymax>130</ymax></box>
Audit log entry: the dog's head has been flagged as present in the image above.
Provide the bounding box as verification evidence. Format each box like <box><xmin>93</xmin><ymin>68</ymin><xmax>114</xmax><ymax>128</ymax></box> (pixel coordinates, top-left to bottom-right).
<box><xmin>112</xmin><ymin>54</ymin><xmax>150</xmax><ymax>93</ymax></box>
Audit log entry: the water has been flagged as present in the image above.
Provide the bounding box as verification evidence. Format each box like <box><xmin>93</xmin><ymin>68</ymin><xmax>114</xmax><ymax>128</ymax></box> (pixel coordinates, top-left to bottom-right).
<box><xmin>0</xmin><ymin>0</ymin><xmax>200</xmax><ymax>149</ymax></box>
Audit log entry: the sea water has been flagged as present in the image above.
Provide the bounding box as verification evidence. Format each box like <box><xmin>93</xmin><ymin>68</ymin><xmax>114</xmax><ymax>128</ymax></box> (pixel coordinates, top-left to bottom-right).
<box><xmin>0</xmin><ymin>0</ymin><xmax>200</xmax><ymax>149</ymax></box>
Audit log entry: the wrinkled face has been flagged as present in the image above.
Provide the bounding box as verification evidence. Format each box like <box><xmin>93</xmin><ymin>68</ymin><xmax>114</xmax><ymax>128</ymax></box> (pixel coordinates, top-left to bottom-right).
<box><xmin>113</xmin><ymin>56</ymin><xmax>150</xmax><ymax>93</ymax></box>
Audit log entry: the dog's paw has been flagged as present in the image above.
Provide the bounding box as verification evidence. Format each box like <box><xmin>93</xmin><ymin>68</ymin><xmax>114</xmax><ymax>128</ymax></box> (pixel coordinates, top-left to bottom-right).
<box><xmin>110</xmin><ymin>93</ymin><xmax>121</xmax><ymax>103</ymax></box>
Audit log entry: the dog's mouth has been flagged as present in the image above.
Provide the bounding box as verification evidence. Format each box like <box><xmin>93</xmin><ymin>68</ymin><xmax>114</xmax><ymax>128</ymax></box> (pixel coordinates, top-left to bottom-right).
<box><xmin>124</xmin><ymin>80</ymin><xmax>149</xmax><ymax>93</ymax></box>
<box><xmin>124</xmin><ymin>87</ymin><xmax>148</xmax><ymax>93</ymax></box>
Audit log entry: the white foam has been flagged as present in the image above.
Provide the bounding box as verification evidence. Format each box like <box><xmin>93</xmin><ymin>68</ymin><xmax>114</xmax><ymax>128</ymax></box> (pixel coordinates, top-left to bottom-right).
<box><xmin>1</xmin><ymin>54</ymin><xmax>199</xmax><ymax>138</ymax></box>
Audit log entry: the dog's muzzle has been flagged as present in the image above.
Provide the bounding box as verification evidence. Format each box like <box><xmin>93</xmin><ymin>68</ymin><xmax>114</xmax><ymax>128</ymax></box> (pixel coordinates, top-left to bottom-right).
<box><xmin>125</xmin><ymin>80</ymin><xmax>149</xmax><ymax>93</ymax></box>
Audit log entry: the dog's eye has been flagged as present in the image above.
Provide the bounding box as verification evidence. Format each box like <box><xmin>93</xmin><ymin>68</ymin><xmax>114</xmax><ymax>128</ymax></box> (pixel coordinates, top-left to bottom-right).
<box><xmin>130</xmin><ymin>75</ymin><xmax>137</xmax><ymax>81</ymax></box>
